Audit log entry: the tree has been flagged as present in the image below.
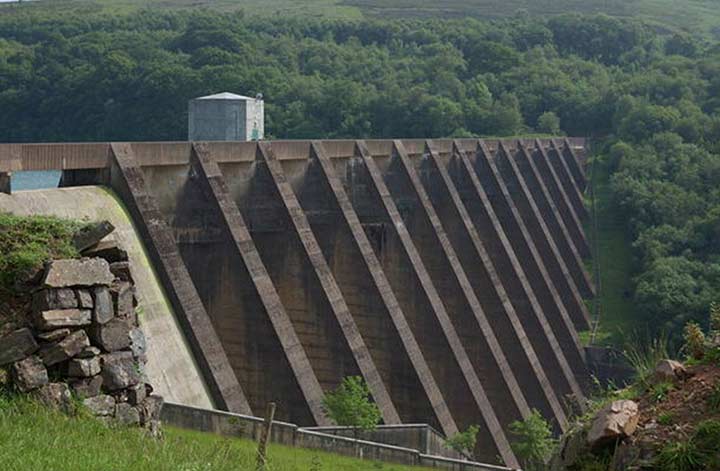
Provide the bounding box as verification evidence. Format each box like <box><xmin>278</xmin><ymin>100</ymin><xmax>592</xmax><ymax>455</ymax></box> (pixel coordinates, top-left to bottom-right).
<box><xmin>445</xmin><ymin>425</ymin><xmax>480</xmax><ymax>458</ymax></box>
<box><xmin>536</xmin><ymin>111</ymin><xmax>561</xmax><ymax>135</ymax></box>
<box><xmin>509</xmin><ymin>410</ymin><xmax>555</xmax><ymax>471</ymax></box>
<box><xmin>322</xmin><ymin>376</ymin><xmax>381</xmax><ymax>438</ymax></box>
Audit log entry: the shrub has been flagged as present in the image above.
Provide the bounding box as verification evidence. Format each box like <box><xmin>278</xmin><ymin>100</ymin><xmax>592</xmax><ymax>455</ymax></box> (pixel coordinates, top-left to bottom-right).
<box><xmin>683</xmin><ymin>322</ymin><xmax>706</xmax><ymax>360</ymax></box>
<box><xmin>650</xmin><ymin>381</ymin><xmax>674</xmax><ymax>404</ymax></box>
<box><xmin>444</xmin><ymin>425</ymin><xmax>480</xmax><ymax>458</ymax></box>
<box><xmin>536</xmin><ymin>111</ymin><xmax>561</xmax><ymax>135</ymax></box>
<box><xmin>710</xmin><ymin>302</ymin><xmax>720</xmax><ymax>333</ymax></box>
<box><xmin>656</xmin><ymin>441</ymin><xmax>705</xmax><ymax>471</ymax></box>
<box><xmin>623</xmin><ymin>331</ymin><xmax>670</xmax><ymax>386</ymax></box>
<box><xmin>509</xmin><ymin>409</ymin><xmax>555</xmax><ymax>471</ymax></box>
<box><xmin>707</xmin><ymin>383</ymin><xmax>720</xmax><ymax>412</ymax></box>
<box><xmin>321</xmin><ymin>376</ymin><xmax>381</xmax><ymax>436</ymax></box>
<box><xmin>692</xmin><ymin>419</ymin><xmax>720</xmax><ymax>469</ymax></box>
<box><xmin>657</xmin><ymin>412</ymin><xmax>674</xmax><ymax>425</ymax></box>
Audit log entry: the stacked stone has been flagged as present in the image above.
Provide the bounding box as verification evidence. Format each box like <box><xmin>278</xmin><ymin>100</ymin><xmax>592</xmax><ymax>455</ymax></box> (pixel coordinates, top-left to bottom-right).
<box><xmin>0</xmin><ymin>239</ymin><xmax>162</xmax><ymax>434</ymax></box>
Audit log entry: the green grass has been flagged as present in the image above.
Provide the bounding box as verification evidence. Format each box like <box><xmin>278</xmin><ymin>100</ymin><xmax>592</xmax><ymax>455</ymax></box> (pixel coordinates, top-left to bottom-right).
<box><xmin>4</xmin><ymin>0</ymin><xmax>720</xmax><ymax>36</ymax></box>
<box><xmin>0</xmin><ymin>393</ymin><xmax>431</xmax><ymax>471</ymax></box>
<box><xmin>0</xmin><ymin>213</ymin><xmax>80</xmax><ymax>292</ymax></box>
<box><xmin>585</xmin><ymin>153</ymin><xmax>636</xmax><ymax>346</ymax></box>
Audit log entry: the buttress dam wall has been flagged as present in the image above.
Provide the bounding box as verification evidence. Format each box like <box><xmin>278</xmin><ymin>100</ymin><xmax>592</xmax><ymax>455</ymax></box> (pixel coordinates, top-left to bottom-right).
<box><xmin>0</xmin><ymin>138</ymin><xmax>593</xmax><ymax>467</ymax></box>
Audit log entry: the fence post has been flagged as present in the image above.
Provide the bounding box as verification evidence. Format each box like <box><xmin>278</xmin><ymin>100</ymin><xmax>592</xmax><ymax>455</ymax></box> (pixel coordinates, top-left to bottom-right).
<box><xmin>256</xmin><ymin>402</ymin><xmax>277</xmax><ymax>471</ymax></box>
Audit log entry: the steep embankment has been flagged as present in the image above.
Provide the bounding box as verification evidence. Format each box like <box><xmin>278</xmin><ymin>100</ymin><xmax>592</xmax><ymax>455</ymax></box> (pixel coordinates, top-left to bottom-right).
<box><xmin>0</xmin><ymin>187</ymin><xmax>212</xmax><ymax>408</ymax></box>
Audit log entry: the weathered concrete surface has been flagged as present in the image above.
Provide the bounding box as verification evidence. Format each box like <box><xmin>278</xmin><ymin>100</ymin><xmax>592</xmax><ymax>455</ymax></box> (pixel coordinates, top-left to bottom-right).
<box><xmin>191</xmin><ymin>143</ymin><xmax>329</xmax><ymax>423</ymax></box>
<box><xmin>530</xmin><ymin>140</ymin><xmax>595</xmax><ymax>298</ymax></box>
<box><xmin>475</xmin><ymin>142</ymin><xmax>585</xmax><ymax>401</ymax></box>
<box><xmin>307</xmin><ymin>142</ymin><xmax>456</xmax><ymax>433</ymax></box>
<box><xmin>504</xmin><ymin>144</ymin><xmax>590</xmax><ymax>330</ymax></box>
<box><xmin>0</xmin><ymin>187</ymin><xmax>213</xmax><ymax>408</ymax></box>
<box><xmin>495</xmin><ymin>142</ymin><xmax>590</xmax><ymax>369</ymax></box>
<box><xmin>445</xmin><ymin>143</ymin><xmax>568</xmax><ymax>431</ymax></box>
<box><xmin>110</xmin><ymin>143</ymin><xmax>250</xmax><ymax>413</ymax></box>
<box><xmin>255</xmin><ymin>142</ymin><xmax>399</xmax><ymax>425</ymax></box>
<box><xmin>0</xmin><ymin>138</ymin><xmax>593</xmax><ymax>468</ymax></box>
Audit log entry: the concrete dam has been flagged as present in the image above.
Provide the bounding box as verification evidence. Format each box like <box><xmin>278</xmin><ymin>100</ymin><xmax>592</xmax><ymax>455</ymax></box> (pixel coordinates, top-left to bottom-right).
<box><xmin>0</xmin><ymin>138</ymin><xmax>593</xmax><ymax>467</ymax></box>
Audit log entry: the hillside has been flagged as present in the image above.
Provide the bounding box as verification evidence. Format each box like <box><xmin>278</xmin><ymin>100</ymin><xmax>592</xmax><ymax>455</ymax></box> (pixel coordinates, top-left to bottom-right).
<box><xmin>0</xmin><ymin>393</ymin><xmax>432</xmax><ymax>470</ymax></box>
<box><xmin>2</xmin><ymin>0</ymin><xmax>720</xmax><ymax>35</ymax></box>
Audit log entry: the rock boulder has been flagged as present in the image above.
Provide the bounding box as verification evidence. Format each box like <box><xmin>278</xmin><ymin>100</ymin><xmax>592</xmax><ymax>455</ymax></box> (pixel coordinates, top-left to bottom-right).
<box><xmin>67</xmin><ymin>357</ymin><xmax>101</xmax><ymax>377</ymax></box>
<box><xmin>32</xmin><ymin>289</ymin><xmax>77</xmax><ymax>311</ymax></box>
<box><xmin>43</xmin><ymin>258</ymin><xmax>115</xmax><ymax>288</ymax></box>
<box><xmin>0</xmin><ymin>328</ymin><xmax>38</xmax><ymax>366</ymax></box>
<box><xmin>90</xmin><ymin>318</ymin><xmax>131</xmax><ymax>352</ymax></box>
<box><xmin>40</xmin><ymin>330</ymin><xmax>90</xmax><ymax>366</ymax></box>
<box><xmin>101</xmin><ymin>352</ymin><xmax>140</xmax><ymax>390</ymax></box>
<box><xmin>587</xmin><ymin>400</ymin><xmax>640</xmax><ymax>449</ymax></box>
<box><xmin>34</xmin><ymin>309</ymin><xmax>91</xmax><ymax>331</ymax></box>
<box><xmin>83</xmin><ymin>395</ymin><xmax>116</xmax><ymax>416</ymax></box>
<box><xmin>72</xmin><ymin>221</ymin><xmax>115</xmax><ymax>252</ymax></box>
<box><xmin>11</xmin><ymin>355</ymin><xmax>49</xmax><ymax>392</ymax></box>
<box><xmin>81</xmin><ymin>240</ymin><xmax>128</xmax><ymax>263</ymax></box>
<box><xmin>654</xmin><ymin>360</ymin><xmax>688</xmax><ymax>383</ymax></box>
<box><xmin>33</xmin><ymin>383</ymin><xmax>74</xmax><ymax>413</ymax></box>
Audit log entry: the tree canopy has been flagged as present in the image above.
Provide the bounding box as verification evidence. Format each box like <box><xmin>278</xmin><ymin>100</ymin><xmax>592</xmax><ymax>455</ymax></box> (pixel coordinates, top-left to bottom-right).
<box><xmin>0</xmin><ymin>8</ymin><xmax>719</xmax><ymax>340</ymax></box>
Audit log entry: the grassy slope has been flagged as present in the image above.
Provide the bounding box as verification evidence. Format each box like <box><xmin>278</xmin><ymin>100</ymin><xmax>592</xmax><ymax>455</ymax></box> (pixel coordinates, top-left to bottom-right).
<box><xmin>3</xmin><ymin>0</ymin><xmax>720</xmax><ymax>35</ymax></box>
<box><xmin>0</xmin><ymin>394</ymin><xmax>431</xmax><ymax>471</ymax></box>
<box><xmin>584</xmin><ymin>153</ymin><xmax>636</xmax><ymax>346</ymax></box>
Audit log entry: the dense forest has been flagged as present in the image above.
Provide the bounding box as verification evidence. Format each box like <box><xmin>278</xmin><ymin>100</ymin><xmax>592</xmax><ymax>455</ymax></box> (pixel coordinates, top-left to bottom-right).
<box><xmin>0</xmin><ymin>8</ymin><xmax>719</xmax><ymax>341</ymax></box>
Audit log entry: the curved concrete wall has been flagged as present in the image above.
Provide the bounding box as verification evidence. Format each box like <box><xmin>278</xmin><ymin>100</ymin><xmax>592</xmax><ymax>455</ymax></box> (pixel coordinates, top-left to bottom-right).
<box><xmin>0</xmin><ymin>187</ymin><xmax>213</xmax><ymax>409</ymax></box>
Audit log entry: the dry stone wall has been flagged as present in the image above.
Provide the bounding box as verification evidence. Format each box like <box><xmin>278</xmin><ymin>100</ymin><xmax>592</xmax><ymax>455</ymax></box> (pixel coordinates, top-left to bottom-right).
<box><xmin>0</xmin><ymin>235</ymin><xmax>163</xmax><ymax>434</ymax></box>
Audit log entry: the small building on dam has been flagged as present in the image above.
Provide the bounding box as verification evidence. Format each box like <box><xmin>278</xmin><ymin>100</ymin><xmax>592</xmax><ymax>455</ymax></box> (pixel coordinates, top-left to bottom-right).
<box><xmin>0</xmin><ymin>93</ymin><xmax>594</xmax><ymax>467</ymax></box>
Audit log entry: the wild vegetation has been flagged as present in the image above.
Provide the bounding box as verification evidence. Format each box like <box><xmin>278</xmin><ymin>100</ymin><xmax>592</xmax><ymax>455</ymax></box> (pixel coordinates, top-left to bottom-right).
<box><xmin>547</xmin><ymin>309</ymin><xmax>720</xmax><ymax>470</ymax></box>
<box><xmin>1</xmin><ymin>6</ymin><xmax>719</xmax><ymax>343</ymax></box>
<box><xmin>4</xmin><ymin>0</ymin><xmax>720</xmax><ymax>38</ymax></box>
<box><xmin>0</xmin><ymin>390</ymin><xmax>429</xmax><ymax>471</ymax></box>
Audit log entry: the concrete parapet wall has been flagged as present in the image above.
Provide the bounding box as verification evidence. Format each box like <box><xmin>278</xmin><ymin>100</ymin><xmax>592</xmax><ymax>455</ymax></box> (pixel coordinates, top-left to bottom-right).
<box><xmin>161</xmin><ymin>402</ymin><xmax>514</xmax><ymax>471</ymax></box>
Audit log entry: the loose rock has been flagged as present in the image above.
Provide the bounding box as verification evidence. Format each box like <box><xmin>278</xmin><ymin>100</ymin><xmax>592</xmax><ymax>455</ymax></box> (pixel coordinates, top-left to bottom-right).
<box><xmin>101</xmin><ymin>352</ymin><xmax>140</xmax><ymax>390</ymax></box>
<box><xmin>91</xmin><ymin>318</ymin><xmax>131</xmax><ymax>352</ymax></box>
<box><xmin>34</xmin><ymin>309</ymin><xmax>91</xmax><ymax>331</ymax></box>
<box><xmin>43</xmin><ymin>258</ymin><xmax>115</xmax><ymax>288</ymax></box>
<box><xmin>587</xmin><ymin>400</ymin><xmax>640</xmax><ymax>449</ymax></box>
<box><xmin>40</xmin><ymin>330</ymin><xmax>90</xmax><ymax>366</ymax></box>
<box><xmin>75</xmin><ymin>290</ymin><xmax>94</xmax><ymax>309</ymax></box>
<box><xmin>110</xmin><ymin>261</ymin><xmax>133</xmax><ymax>284</ymax></box>
<box><xmin>11</xmin><ymin>356</ymin><xmax>48</xmax><ymax>392</ymax></box>
<box><xmin>70</xmin><ymin>375</ymin><xmax>103</xmax><ymax>398</ymax></box>
<box><xmin>0</xmin><ymin>328</ymin><xmax>38</xmax><ymax>366</ymax></box>
<box><xmin>76</xmin><ymin>346</ymin><xmax>101</xmax><ymax>359</ymax></box>
<box><xmin>67</xmin><ymin>357</ymin><xmax>101</xmax><ymax>377</ymax></box>
<box><xmin>111</xmin><ymin>281</ymin><xmax>135</xmax><ymax>323</ymax></box>
<box><xmin>32</xmin><ymin>289</ymin><xmax>77</xmax><ymax>311</ymax></box>
<box><xmin>127</xmin><ymin>382</ymin><xmax>147</xmax><ymax>406</ymax></box>
<box><xmin>654</xmin><ymin>359</ymin><xmax>688</xmax><ymax>383</ymax></box>
<box><xmin>139</xmin><ymin>395</ymin><xmax>164</xmax><ymax>425</ymax></box>
<box><xmin>115</xmin><ymin>402</ymin><xmax>140</xmax><ymax>426</ymax></box>
<box><xmin>72</xmin><ymin>221</ymin><xmax>115</xmax><ymax>252</ymax></box>
<box><xmin>83</xmin><ymin>395</ymin><xmax>116</xmax><ymax>416</ymax></box>
<box><xmin>82</xmin><ymin>240</ymin><xmax>128</xmax><ymax>263</ymax></box>
<box><xmin>36</xmin><ymin>328</ymin><xmax>71</xmax><ymax>343</ymax></box>
<box><xmin>93</xmin><ymin>286</ymin><xmax>114</xmax><ymax>324</ymax></box>
<box><xmin>33</xmin><ymin>383</ymin><xmax>73</xmax><ymax>413</ymax></box>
